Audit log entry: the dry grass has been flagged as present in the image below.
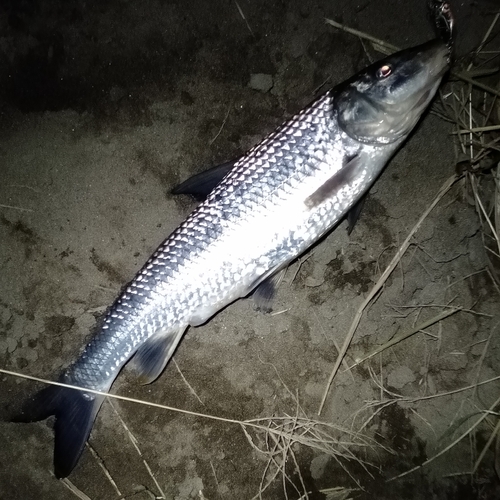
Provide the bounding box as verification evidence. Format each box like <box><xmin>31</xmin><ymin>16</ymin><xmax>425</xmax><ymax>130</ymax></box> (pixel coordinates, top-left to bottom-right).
<box><xmin>0</xmin><ymin>367</ymin><xmax>386</xmax><ymax>499</ymax></box>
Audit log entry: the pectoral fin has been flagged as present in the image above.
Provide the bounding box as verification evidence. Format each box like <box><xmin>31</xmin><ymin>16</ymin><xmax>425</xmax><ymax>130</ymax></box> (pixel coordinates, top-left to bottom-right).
<box><xmin>304</xmin><ymin>154</ymin><xmax>361</xmax><ymax>209</ymax></box>
<box><xmin>172</xmin><ymin>159</ymin><xmax>238</xmax><ymax>200</ymax></box>
<box><xmin>132</xmin><ymin>327</ymin><xmax>187</xmax><ymax>384</ymax></box>
<box><xmin>346</xmin><ymin>194</ymin><xmax>367</xmax><ymax>235</ymax></box>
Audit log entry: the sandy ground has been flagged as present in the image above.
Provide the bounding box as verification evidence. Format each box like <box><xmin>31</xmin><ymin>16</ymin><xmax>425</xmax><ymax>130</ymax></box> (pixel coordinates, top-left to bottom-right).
<box><xmin>1</xmin><ymin>1</ymin><xmax>499</xmax><ymax>499</ymax></box>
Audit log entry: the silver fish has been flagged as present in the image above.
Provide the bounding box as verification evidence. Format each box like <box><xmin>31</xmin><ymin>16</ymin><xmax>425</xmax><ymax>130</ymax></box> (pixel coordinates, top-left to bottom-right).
<box><xmin>14</xmin><ymin>38</ymin><xmax>450</xmax><ymax>477</ymax></box>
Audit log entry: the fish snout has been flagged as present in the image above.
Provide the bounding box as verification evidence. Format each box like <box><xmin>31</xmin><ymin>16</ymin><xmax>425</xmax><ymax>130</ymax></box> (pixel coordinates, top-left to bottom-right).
<box><xmin>420</xmin><ymin>39</ymin><xmax>451</xmax><ymax>79</ymax></box>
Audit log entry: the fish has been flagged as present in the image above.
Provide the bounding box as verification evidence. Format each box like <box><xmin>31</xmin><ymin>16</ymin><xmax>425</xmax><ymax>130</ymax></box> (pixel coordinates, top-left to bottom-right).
<box><xmin>13</xmin><ymin>37</ymin><xmax>451</xmax><ymax>478</ymax></box>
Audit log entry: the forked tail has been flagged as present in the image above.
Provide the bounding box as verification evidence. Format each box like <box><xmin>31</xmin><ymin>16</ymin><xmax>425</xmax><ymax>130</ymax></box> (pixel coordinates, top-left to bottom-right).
<box><xmin>13</xmin><ymin>384</ymin><xmax>104</xmax><ymax>478</ymax></box>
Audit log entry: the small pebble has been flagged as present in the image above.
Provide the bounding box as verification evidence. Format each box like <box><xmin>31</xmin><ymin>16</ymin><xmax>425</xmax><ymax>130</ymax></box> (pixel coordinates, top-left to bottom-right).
<box><xmin>248</xmin><ymin>73</ymin><xmax>273</xmax><ymax>93</ymax></box>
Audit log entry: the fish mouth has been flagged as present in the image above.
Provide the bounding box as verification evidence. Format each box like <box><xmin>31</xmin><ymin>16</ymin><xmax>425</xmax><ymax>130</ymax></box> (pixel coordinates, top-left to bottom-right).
<box><xmin>408</xmin><ymin>41</ymin><xmax>449</xmax><ymax>116</ymax></box>
<box><xmin>424</xmin><ymin>40</ymin><xmax>450</xmax><ymax>78</ymax></box>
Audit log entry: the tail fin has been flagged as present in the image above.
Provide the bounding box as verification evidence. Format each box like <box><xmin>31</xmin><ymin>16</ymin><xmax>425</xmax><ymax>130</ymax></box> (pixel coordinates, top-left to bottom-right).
<box><xmin>13</xmin><ymin>385</ymin><xmax>104</xmax><ymax>478</ymax></box>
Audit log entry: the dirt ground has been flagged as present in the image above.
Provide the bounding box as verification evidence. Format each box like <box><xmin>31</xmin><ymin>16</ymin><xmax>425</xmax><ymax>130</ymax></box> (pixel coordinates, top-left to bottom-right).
<box><xmin>1</xmin><ymin>1</ymin><xmax>499</xmax><ymax>499</ymax></box>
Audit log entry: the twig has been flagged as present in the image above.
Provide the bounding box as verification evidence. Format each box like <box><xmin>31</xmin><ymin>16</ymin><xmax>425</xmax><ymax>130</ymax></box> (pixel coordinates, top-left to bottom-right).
<box><xmin>312</xmin><ymin>310</ymin><xmax>354</xmax><ymax>381</ymax></box>
<box><xmin>453</xmin><ymin>124</ymin><xmax>500</xmax><ymax>134</ymax></box>
<box><xmin>8</xmin><ymin>184</ymin><xmax>40</xmax><ymax>193</ymax></box>
<box><xmin>86</xmin><ymin>444</ymin><xmax>122</xmax><ymax>497</ymax></box>
<box><xmin>452</xmin><ymin>72</ymin><xmax>500</xmax><ymax>99</ymax></box>
<box><xmin>173</xmin><ymin>358</ymin><xmax>204</xmax><ymax>405</ymax></box>
<box><xmin>234</xmin><ymin>1</ymin><xmax>254</xmax><ymax>37</ymax></box>
<box><xmin>466</xmin><ymin>12</ymin><xmax>500</xmax><ymax>72</ymax></box>
<box><xmin>210</xmin><ymin>460</ymin><xmax>222</xmax><ymax>500</ymax></box>
<box><xmin>210</xmin><ymin>101</ymin><xmax>233</xmax><ymax>146</ymax></box>
<box><xmin>324</xmin><ymin>18</ymin><xmax>398</xmax><ymax>53</ymax></box>
<box><xmin>348</xmin><ymin>307</ymin><xmax>462</xmax><ymax>369</ymax></box>
<box><xmin>385</xmin><ymin>302</ymin><xmax>491</xmax><ymax>318</ymax></box>
<box><xmin>0</xmin><ymin>203</ymin><xmax>33</xmax><ymax>212</ymax></box>
<box><xmin>494</xmin><ymin>163</ymin><xmax>500</xmax><ymax>260</ymax></box>
<box><xmin>445</xmin><ymin>269</ymin><xmax>491</xmax><ymax>289</ymax></box>
<box><xmin>290</xmin><ymin>252</ymin><xmax>314</xmax><ymax>283</ymax></box>
<box><xmin>472</xmin><ymin>417</ymin><xmax>500</xmax><ymax>474</ymax></box>
<box><xmin>341</xmin><ymin>373</ymin><xmax>500</xmax><ymax>438</ymax></box>
<box><xmin>108</xmin><ymin>400</ymin><xmax>167</xmax><ymax>499</ymax></box>
<box><xmin>269</xmin><ymin>308</ymin><xmax>290</xmax><ymax>316</ymax></box>
<box><xmin>0</xmin><ymin>368</ymin><xmax>244</xmax><ymax>425</ymax></box>
<box><xmin>470</xmin><ymin>173</ymin><xmax>500</xmax><ymax>250</ymax></box>
<box><xmin>472</xmin><ymin>323</ymin><xmax>498</xmax><ymax>400</ymax></box>
<box><xmin>60</xmin><ymin>479</ymin><xmax>93</xmax><ymax>500</ymax></box>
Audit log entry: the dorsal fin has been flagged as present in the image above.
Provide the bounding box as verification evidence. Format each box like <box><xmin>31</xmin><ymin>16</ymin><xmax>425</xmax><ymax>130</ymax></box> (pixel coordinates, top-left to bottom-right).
<box><xmin>172</xmin><ymin>159</ymin><xmax>238</xmax><ymax>200</ymax></box>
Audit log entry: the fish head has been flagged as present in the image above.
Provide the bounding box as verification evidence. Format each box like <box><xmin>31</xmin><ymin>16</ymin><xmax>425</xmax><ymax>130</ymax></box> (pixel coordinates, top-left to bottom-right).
<box><xmin>336</xmin><ymin>39</ymin><xmax>449</xmax><ymax>145</ymax></box>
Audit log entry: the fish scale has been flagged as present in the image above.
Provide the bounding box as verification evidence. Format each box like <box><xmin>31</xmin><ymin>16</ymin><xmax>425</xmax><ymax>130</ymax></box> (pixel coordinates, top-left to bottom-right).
<box><xmin>13</xmin><ymin>36</ymin><xmax>451</xmax><ymax>478</ymax></box>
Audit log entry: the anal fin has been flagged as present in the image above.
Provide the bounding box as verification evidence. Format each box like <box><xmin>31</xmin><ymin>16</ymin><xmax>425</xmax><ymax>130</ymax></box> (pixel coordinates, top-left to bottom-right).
<box><xmin>132</xmin><ymin>327</ymin><xmax>187</xmax><ymax>384</ymax></box>
<box><xmin>252</xmin><ymin>268</ymin><xmax>287</xmax><ymax>313</ymax></box>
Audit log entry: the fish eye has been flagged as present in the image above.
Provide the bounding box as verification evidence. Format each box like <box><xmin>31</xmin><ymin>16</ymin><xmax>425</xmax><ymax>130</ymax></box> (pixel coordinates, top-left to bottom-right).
<box><xmin>376</xmin><ymin>65</ymin><xmax>392</xmax><ymax>79</ymax></box>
